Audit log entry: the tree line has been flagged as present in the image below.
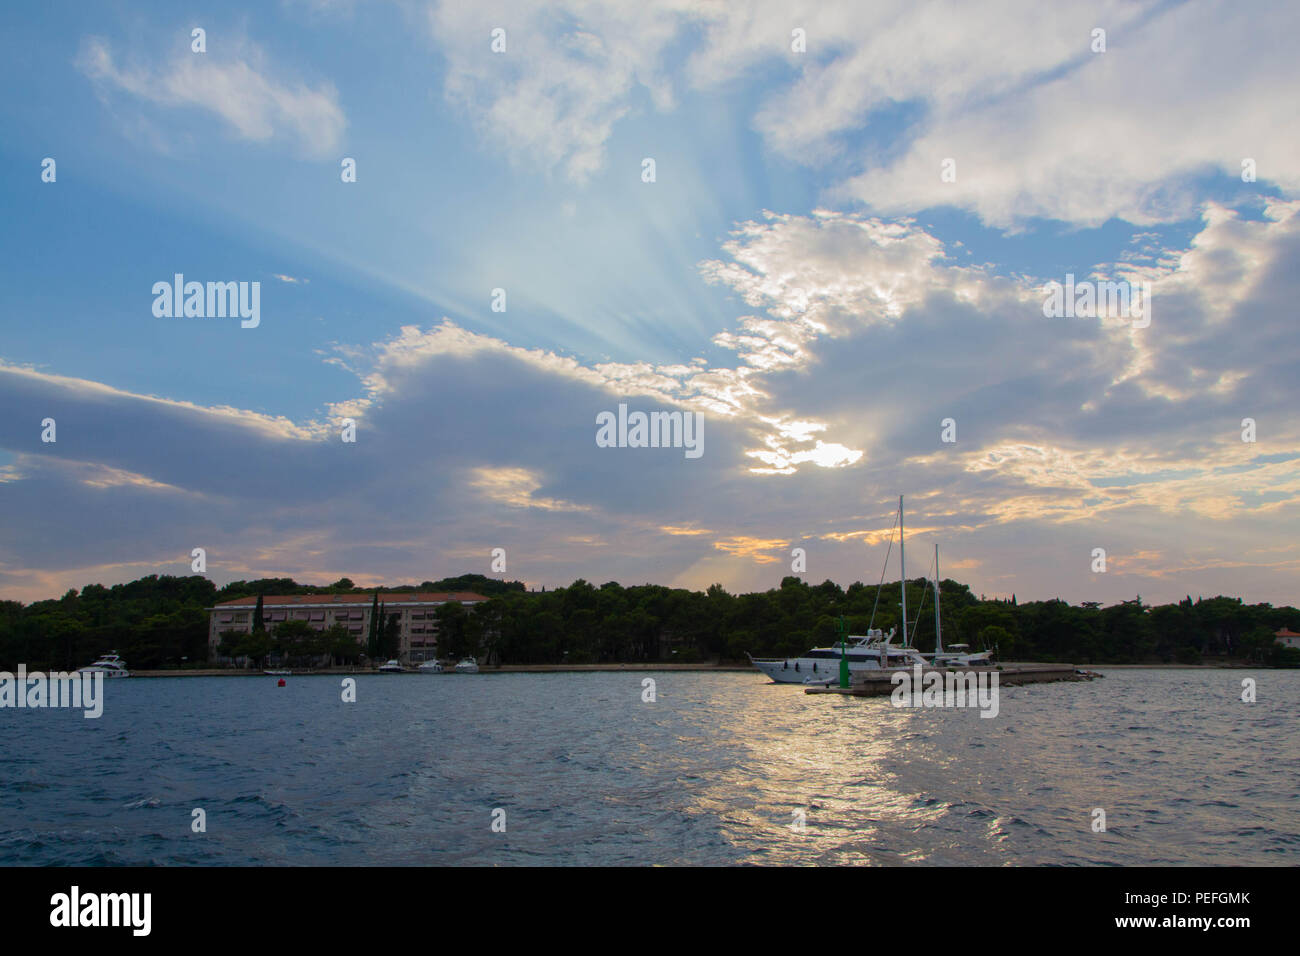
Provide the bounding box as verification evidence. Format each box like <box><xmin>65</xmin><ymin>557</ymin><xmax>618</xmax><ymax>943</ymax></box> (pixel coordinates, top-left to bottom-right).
<box><xmin>1</xmin><ymin>572</ymin><xmax>1296</xmax><ymax>669</ymax></box>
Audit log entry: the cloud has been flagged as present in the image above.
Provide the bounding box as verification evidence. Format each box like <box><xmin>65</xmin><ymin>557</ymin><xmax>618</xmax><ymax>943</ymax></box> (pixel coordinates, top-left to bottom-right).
<box><xmin>3</xmin><ymin>200</ymin><xmax>1300</xmax><ymax>604</ymax></box>
<box><xmin>428</xmin><ymin>0</ymin><xmax>697</xmax><ymax>182</ymax></box>
<box><xmin>421</xmin><ymin>1</ymin><xmax>1298</xmax><ymax>226</ymax></box>
<box><xmin>469</xmin><ymin>466</ymin><xmax>591</xmax><ymax>512</ymax></box>
<box><xmin>831</xmin><ymin>2</ymin><xmax>1300</xmax><ymax>226</ymax></box>
<box><xmin>77</xmin><ymin>35</ymin><xmax>345</xmax><ymax>157</ymax></box>
<box><xmin>712</xmin><ymin>536</ymin><xmax>788</xmax><ymax>563</ymax></box>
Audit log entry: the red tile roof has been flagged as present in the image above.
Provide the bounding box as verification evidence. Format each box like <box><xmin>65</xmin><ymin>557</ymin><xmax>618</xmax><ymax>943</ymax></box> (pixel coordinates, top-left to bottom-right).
<box><xmin>213</xmin><ymin>591</ymin><xmax>488</xmax><ymax>608</ymax></box>
<box><xmin>1276</xmin><ymin>628</ymin><xmax>1300</xmax><ymax>638</ymax></box>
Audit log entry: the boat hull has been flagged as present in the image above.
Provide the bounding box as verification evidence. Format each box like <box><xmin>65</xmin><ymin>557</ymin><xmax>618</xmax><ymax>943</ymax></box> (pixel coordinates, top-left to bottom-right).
<box><xmin>750</xmin><ymin>657</ymin><xmax>878</xmax><ymax>684</ymax></box>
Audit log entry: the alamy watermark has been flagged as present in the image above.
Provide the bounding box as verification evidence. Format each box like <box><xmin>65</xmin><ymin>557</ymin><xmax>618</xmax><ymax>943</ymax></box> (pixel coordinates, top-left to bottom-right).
<box><xmin>50</xmin><ymin>886</ymin><xmax>150</xmax><ymax>936</ymax></box>
<box><xmin>1042</xmin><ymin>274</ymin><xmax>1150</xmax><ymax>329</ymax></box>
<box><xmin>595</xmin><ymin>403</ymin><xmax>703</xmax><ymax>459</ymax></box>
<box><xmin>0</xmin><ymin>666</ymin><xmax>103</xmax><ymax>718</ymax></box>
<box><xmin>152</xmin><ymin>274</ymin><xmax>260</xmax><ymax>328</ymax></box>
<box><xmin>890</xmin><ymin>664</ymin><xmax>999</xmax><ymax>718</ymax></box>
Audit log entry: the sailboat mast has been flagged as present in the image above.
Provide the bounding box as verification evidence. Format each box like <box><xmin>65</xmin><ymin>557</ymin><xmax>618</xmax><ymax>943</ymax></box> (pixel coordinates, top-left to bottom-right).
<box><xmin>934</xmin><ymin>542</ymin><xmax>943</xmax><ymax>656</ymax></box>
<box><xmin>899</xmin><ymin>495</ymin><xmax>907</xmax><ymax>647</ymax></box>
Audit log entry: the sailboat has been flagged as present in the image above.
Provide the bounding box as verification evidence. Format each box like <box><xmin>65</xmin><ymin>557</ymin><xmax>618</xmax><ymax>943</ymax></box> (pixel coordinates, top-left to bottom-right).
<box><xmin>927</xmin><ymin>543</ymin><xmax>995</xmax><ymax>667</ymax></box>
<box><xmin>749</xmin><ymin>495</ymin><xmax>928</xmax><ymax>683</ymax></box>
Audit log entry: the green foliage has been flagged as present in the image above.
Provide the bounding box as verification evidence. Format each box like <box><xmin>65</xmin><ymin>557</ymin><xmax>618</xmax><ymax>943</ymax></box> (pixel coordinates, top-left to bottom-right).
<box><xmin>380</xmin><ymin>609</ymin><xmax>400</xmax><ymax>659</ymax></box>
<box><xmin>0</xmin><ymin>574</ymin><xmax>215</xmax><ymax>669</ymax></box>
<box><xmin>235</xmin><ymin>630</ymin><xmax>273</xmax><ymax>668</ymax></box>
<box><xmin>272</xmin><ymin>619</ymin><xmax>324</xmax><ymax>667</ymax></box>
<box><xmin>217</xmin><ymin>629</ymin><xmax>244</xmax><ymax>661</ymax></box>
<box><xmin>1</xmin><ymin>572</ymin><xmax>1297</xmax><ymax>670</ymax></box>
<box><xmin>418</xmin><ymin>574</ymin><xmax>526</xmax><ymax>597</ymax></box>
<box><xmin>325</xmin><ymin>623</ymin><xmax>360</xmax><ymax>665</ymax></box>
<box><xmin>366</xmin><ymin>593</ymin><xmax>380</xmax><ymax>659</ymax></box>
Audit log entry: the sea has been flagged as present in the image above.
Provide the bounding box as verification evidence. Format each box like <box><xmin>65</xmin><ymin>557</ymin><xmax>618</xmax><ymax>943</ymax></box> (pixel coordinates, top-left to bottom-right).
<box><xmin>1</xmin><ymin>668</ymin><xmax>1296</xmax><ymax>865</ymax></box>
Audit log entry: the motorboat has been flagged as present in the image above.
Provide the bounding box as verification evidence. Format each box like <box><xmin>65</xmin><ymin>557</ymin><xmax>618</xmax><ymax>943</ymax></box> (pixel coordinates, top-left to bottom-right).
<box><xmin>378</xmin><ymin>659</ymin><xmax>404</xmax><ymax>673</ymax></box>
<box><xmin>749</xmin><ymin>629</ymin><xmax>927</xmax><ymax>684</ymax></box>
<box><xmin>417</xmin><ymin>660</ymin><xmax>444</xmax><ymax>673</ymax></box>
<box><xmin>453</xmin><ymin>658</ymin><xmax>480</xmax><ymax>674</ymax></box>
<box><xmin>77</xmin><ymin>652</ymin><xmax>130</xmax><ymax>678</ymax></box>
<box><xmin>263</xmin><ymin>669</ymin><xmax>292</xmax><ymax>676</ymax></box>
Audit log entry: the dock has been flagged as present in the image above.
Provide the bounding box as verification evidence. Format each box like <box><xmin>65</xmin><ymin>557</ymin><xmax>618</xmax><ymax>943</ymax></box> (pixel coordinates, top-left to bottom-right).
<box><xmin>804</xmin><ymin>662</ymin><xmax>1093</xmax><ymax>696</ymax></box>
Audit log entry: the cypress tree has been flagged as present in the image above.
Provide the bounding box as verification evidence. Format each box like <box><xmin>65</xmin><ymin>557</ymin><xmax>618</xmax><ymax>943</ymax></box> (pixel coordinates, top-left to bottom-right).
<box><xmin>253</xmin><ymin>594</ymin><xmax>265</xmax><ymax>632</ymax></box>
<box><xmin>367</xmin><ymin>592</ymin><xmax>380</xmax><ymax>658</ymax></box>
<box><xmin>382</xmin><ymin>605</ymin><xmax>399</xmax><ymax>658</ymax></box>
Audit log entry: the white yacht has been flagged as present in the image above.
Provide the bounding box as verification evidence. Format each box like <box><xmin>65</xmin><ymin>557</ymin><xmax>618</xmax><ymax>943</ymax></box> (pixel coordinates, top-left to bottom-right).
<box><xmin>378</xmin><ymin>659</ymin><xmax>404</xmax><ymax>673</ymax></box>
<box><xmin>453</xmin><ymin>658</ymin><xmax>480</xmax><ymax>674</ymax></box>
<box><xmin>417</xmin><ymin>660</ymin><xmax>444</xmax><ymax>674</ymax></box>
<box><xmin>749</xmin><ymin>629</ymin><xmax>927</xmax><ymax>684</ymax></box>
<box><xmin>78</xmin><ymin>652</ymin><xmax>130</xmax><ymax>678</ymax></box>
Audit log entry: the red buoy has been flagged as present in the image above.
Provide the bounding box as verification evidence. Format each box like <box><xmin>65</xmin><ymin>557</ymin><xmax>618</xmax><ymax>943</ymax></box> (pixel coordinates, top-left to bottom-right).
<box><xmin>277</xmin><ymin>678</ymin><xmax>286</xmax><ymax>687</ymax></box>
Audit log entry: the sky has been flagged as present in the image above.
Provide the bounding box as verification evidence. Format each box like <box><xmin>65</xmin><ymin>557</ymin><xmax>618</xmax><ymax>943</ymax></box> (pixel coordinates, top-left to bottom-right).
<box><xmin>1</xmin><ymin>0</ymin><xmax>1299</xmax><ymax>607</ymax></box>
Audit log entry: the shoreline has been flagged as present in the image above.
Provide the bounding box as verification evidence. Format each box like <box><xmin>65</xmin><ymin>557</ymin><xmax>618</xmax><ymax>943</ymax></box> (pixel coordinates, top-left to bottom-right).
<box><xmin>92</xmin><ymin>660</ymin><xmax>1269</xmax><ymax>678</ymax></box>
<box><xmin>123</xmin><ymin>663</ymin><xmax>758</xmax><ymax>677</ymax></box>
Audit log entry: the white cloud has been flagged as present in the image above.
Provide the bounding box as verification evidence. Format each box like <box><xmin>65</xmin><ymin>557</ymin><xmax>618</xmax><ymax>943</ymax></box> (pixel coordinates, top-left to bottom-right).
<box><xmin>429</xmin><ymin>0</ymin><xmax>698</xmax><ymax>182</ymax></box>
<box><xmin>835</xmin><ymin>2</ymin><xmax>1300</xmax><ymax>226</ymax></box>
<box><xmin>78</xmin><ymin>35</ymin><xmax>346</xmax><ymax>157</ymax></box>
<box><xmin>422</xmin><ymin>0</ymin><xmax>1298</xmax><ymax>225</ymax></box>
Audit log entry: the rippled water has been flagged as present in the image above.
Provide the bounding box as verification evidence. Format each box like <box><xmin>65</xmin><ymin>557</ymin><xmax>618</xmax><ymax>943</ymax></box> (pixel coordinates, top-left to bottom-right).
<box><xmin>2</xmin><ymin>669</ymin><xmax>1296</xmax><ymax>865</ymax></box>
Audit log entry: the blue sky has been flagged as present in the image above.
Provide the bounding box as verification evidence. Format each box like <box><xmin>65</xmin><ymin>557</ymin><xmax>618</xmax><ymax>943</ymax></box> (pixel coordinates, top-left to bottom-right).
<box><xmin>2</xmin><ymin>0</ymin><xmax>1299</xmax><ymax>608</ymax></box>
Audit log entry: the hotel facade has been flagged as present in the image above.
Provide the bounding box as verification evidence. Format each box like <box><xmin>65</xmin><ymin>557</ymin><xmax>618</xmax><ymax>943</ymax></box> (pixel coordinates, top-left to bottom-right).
<box><xmin>208</xmin><ymin>591</ymin><xmax>488</xmax><ymax>664</ymax></box>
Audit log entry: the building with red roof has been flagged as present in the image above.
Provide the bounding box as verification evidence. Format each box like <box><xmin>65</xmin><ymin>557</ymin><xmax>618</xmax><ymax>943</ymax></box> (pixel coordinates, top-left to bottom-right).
<box><xmin>1275</xmin><ymin>627</ymin><xmax>1300</xmax><ymax>650</ymax></box>
<box><xmin>209</xmin><ymin>591</ymin><xmax>488</xmax><ymax>665</ymax></box>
